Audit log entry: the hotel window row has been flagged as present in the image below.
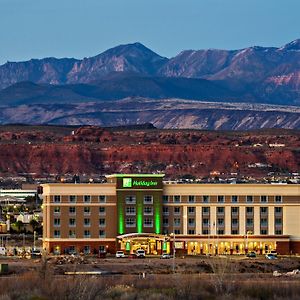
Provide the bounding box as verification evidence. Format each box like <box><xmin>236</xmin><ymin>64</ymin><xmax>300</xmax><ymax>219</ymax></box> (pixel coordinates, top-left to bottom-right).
<box><xmin>53</xmin><ymin>218</ymin><xmax>107</xmax><ymax>227</ymax></box>
<box><xmin>162</xmin><ymin>195</ymin><xmax>283</xmax><ymax>203</ymax></box>
<box><xmin>53</xmin><ymin>230</ymin><xmax>106</xmax><ymax>238</ymax></box>
<box><xmin>53</xmin><ymin>206</ymin><xmax>106</xmax><ymax>215</ymax></box>
<box><xmin>53</xmin><ymin>195</ymin><xmax>107</xmax><ymax>203</ymax></box>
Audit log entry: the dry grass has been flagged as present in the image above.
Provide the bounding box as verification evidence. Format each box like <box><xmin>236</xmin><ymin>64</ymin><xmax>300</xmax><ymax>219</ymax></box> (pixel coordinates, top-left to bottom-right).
<box><xmin>0</xmin><ymin>258</ymin><xmax>300</xmax><ymax>300</ymax></box>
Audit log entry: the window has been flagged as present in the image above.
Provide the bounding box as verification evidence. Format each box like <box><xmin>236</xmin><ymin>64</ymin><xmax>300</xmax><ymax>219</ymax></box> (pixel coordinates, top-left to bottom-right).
<box><xmin>54</xmin><ymin>218</ymin><xmax>60</xmax><ymax>227</ymax></box>
<box><xmin>232</xmin><ymin>229</ymin><xmax>239</xmax><ymax>235</ymax></box>
<box><xmin>144</xmin><ymin>195</ymin><xmax>153</xmax><ymax>204</ymax></box>
<box><xmin>260</xmin><ymin>218</ymin><xmax>268</xmax><ymax>226</ymax></box>
<box><xmin>69</xmin><ymin>230</ymin><xmax>76</xmax><ymax>238</ymax></box>
<box><xmin>275</xmin><ymin>195</ymin><xmax>282</xmax><ymax>203</ymax></box>
<box><xmin>260</xmin><ymin>207</ymin><xmax>268</xmax><ymax>214</ymax></box>
<box><xmin>126</xmin><ymin>207</ymin><xmax>136</xmax><ymax>215</ymax></box>
<box><xmin>99</xmin><ymin>195</ymin><xmax>106</xmax><ymax>203</ymax></box>
<box><xmin>231</xmin><ymin>195</ymin><xmax>238</xmax><ymax>203</ymax></box>
<box><xmin>232</xmin><ymin>218</ymin><xmax>238</xmax><ymax>225</ymax></box>
<box><xmin>84</xmin><ymin>206</ymin><xmax>91</xmax><ymax>215</ymax></box>
<box><xmin>99</xmin><ymin>245</ymin><xmax>105</xmax><ymax>253</ymax></box>
<box><xmin>174</xmin><ymin>207</ymin><xmax>181</xmax><ymax>215</ymax></box>
<box><xmin>84</xmin><ymin>230</ymin><xmax>90</xmax><ymax>238</ymax></box>
<box><xmin>275</xmin><ymin>207</ymin><xmax>282</xmax><ymax>214</ymax></box>
<box><xmin>217</xmin><ymin>207</ymin><xmax>224</xmax><ymax>214</ymax></box>
<box><xmin>126</xmin><ymin>218</ymin><xmax>135</xmax><ymax>227</ymax></box>
<box><xmin>246</xmin><ymin>196</ymin><xmax>253</xmax><ymax>203</ymax></box>
<box><xmin>260</xmin><ymin>196</ymin><xmax>268</xmax><ymax>203</ymax></box>
<box><xmin>217</xmin><ymin>218</ymin><xmax>224</xmax><ymax>226</ymax></box>
<box><xmin>188</xmin><ymin>195</ymin><xmax>195</xmax><ymax>203</ymax></box>
<box><xmin>69</xmin><ymin>218</ymin><xmax>76</xmax><ymax>227</ymax></box>
<box><xmin>202</xmin><ymin>229</ymin><xmax>209</xmax><ymax>234</ymax></box>
<box><xmin>246</xmin><ymin>218</ymin><xmax>253</xmax><ymax>226</ymax></box>
<box><xmin>231</xmin><ymin>207</ymin><xmax>239</xmax><ymax>214</ymax></box>
<box><xmin>144</xmin><ymin>207</ymin><xmax>153</xmax><ymax>215</ymax></box>
<box><xmin>54</xmin><ymin>207</ymin><xmax>60</xmax><ymax>214</ymax></box>
<box><xmin>125</xmin><ymin>195</ymin><xmax>136</xmax><ymax>204</ymax></box>
<box><xmin>174</xmin><ymin>229</ymin><xmax>181</xmax><ymax>235</ymax></box>
<box><xmin>260</xmin><ymin>229</ymin><xmax>268</xmax><ymax>235</ymax></box>
<box><xmin>188</xmin><ymin>218</ymin><xmax>195</xmax><ymax>226</ymax></box>
<box><xmin>217</xmin><ymin>229</ymin><xmax>224</xmax><ymax>235</ymax></box>
<box><xmin>69</xmin><ymin>207</ymin><xmax>76</xmax><ymax>214</ymax></box>
<box><xmin>163</xmin><ymin>228</ymin><xmax>169</xmax><ymax>235</ymax></box>
<box><xmin>54</xmin><ymin>230</ymin><xmax>60</xmax><ymax>238</ymax></box>
<box><xmin>163</xmin><ymin>218</ymin><xmax>169</xmax><ymax>226</ymax></box>
<box><xmin>246</xmin><ymin>207</ymin><xmax>253</xmax><ymax>214</ymax></box>
<box><xmin>99</xmin><ymin>207</ymin><xmax>106</xmax><ymax>215</ymax></box>
<box><xmin>54</xmin><ymin>195</ymin><xmax>61</xmax><ymax>203</ymax></box>
<box><xmin>84</xmin><ymin>218</ymin><xmax>91</xmax><ymax>227</ymax></box>
<box><xmin>217</xmin><ymin>195</ymin><xmax>224</xmax><ymax>203</ymax></box>
<box><xmin>275</xmin><ymin>229</ymin><xmax>282</xmax><ymax>235</ymax></box>
<box><xmin>83</xmin><ymin>245</ymin><xmax>90</xmax><ymax>254</ymax></box>
<box><xmin>275</xmin><ymin>218</ymin><xmax>282</xmax><ymax>225</ymax></box>
<box><xmin>202</xmin><ymin>207</ymin><xmax>210</xmax><ymax>214</ymax></box>
<box><xmin>203</xmin><ymin>195</ymin><xmax>210</xmax><ymax>203</ymax></box>
<box><xmin>163</xmin><ymin>196</ymin><xmax>169</xmax><ymax>203</ymax></box>
<box><xmin>99</xmin><ymin>218</ymin><xmax>105</xmax><ymax>227</ymax></box>
<box><xmin>188</xmin><ymin>229</ymin><xmax>195</xmax><ymax>235</ymax></box>
<box><xmin>69</xmin><ymin>195</ymin><xmax>76</xmax><ymax>203</ymax></box>
<box><xmin>144</xmin><ymin>218</ymin><xmax>153</xmax><ymax>227</ymax></box>
<box><xmin>84</xmin><ymin>195</ymin><xmax>91</xmax><ymax>203</ymax></box>
<box><xmin>203</xmin><ymin>218</ymin><xmax>209</xmax><ymax>226</ymax></box>
<box><xmin>162</xmin><ymin>207</ymin><xmax>169</xmax><ymax>215</ymax></box>
<box><xmin>188</xmin><ymin>207</ymin><xmax>195</xmax><ymax>214</ymax></box>
<box><xmin>174</xmin><ymin>195</ymin><xmax>181</xmax><ymax>203</ymax></box>
<box><xmin>99</xmin><ymin>230</ymin><xmax>105</xmax><ymax>237</ymax></box>
<box><xmin>174</xmin><ymin>218</ymin><xmax>181</xmax><ymax>226</ymax></box>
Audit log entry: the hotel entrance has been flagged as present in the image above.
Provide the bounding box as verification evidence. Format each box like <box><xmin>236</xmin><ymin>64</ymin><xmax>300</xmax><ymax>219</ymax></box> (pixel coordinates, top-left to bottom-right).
<box><xmin>117</xmin><ymin>233</ymin><xmax>170</xmax><ymax>255</ymax></box>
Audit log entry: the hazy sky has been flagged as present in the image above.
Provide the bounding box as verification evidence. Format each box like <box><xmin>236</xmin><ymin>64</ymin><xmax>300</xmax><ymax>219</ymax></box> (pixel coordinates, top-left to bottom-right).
<box><xmin>0</xmin><ymin>0</ymin><xmax>299</xmax><ymax>64</ymax></box>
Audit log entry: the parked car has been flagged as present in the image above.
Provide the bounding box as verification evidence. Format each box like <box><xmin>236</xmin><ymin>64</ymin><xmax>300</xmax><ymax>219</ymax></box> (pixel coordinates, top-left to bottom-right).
<box><xmin>115</xmin><ymin>251</ymin><xmax>125</xmax><ymax>258</ymax></box>
<box><xmin>160</xmin><ymin>253</ymin><xmax>172</xmax><ymax>259</ymax></box>
<box><xmin>246</xmin><ymin>251</ymin><xmax>256</xmax><ymax>258</ymax></box>
<box><xmin>31</xmin><ymin>249</ymin><xmax>42</xmax><ymax>258</ymax></box>
<box><xmin>0</xmin><ymin>247</ymin><xmax>6</xmax><ymax>256</ymax></box>
<box><xmin>136</xmin><ymin>249</ymin><xmax>146</xmax><ymax>258</ymax></box>
<box><xmin>267</xmin><ymin>250</ymin><xmax>278</xmax><ymax>257</ymax></box>
<box><xmin>265</xmin><ymin>253</ymin><xmax>277</xmax><ymax>260</ymax></box>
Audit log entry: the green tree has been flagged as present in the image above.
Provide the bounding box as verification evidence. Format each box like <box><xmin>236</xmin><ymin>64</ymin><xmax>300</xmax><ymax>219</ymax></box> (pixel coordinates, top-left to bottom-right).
<box><xmin>15</xmin><ymin>220</ymin><xmax>24</xmax><ymax>232</ymax></box>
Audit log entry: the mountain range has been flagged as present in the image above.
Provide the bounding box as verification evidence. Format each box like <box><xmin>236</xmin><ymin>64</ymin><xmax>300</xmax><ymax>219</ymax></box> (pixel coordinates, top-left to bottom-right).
<box><xmin>1</xmin><ymin>40</ymin><xmax>300</xmax><ymax>129</ymax></box>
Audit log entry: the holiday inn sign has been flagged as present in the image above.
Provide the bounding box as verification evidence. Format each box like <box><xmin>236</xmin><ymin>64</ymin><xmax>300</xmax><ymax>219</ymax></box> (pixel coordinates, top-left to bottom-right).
<box><xmin>123</xmin><ymin>178</ymin><xmax>159</xmax><ymax>188</ymax></box>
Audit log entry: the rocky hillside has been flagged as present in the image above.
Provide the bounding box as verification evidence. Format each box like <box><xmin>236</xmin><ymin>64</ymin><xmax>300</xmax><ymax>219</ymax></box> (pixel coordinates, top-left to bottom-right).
<box><xmin>0</xmin><ymin>99</ymin><xmax>299</xmax><ymax>130</ymax></box>
<box><xmin>0</xmin><ymin>125</ymin><xmax>299</xmax><ymax>178</ymax></box>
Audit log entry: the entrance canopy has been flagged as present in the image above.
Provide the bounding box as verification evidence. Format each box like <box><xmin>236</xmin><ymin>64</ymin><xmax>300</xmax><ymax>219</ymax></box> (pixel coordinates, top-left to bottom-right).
<box><xmin>117</xmin><ymin>233</ymin><xmax>169</xmax><ymax>241</ymax></box>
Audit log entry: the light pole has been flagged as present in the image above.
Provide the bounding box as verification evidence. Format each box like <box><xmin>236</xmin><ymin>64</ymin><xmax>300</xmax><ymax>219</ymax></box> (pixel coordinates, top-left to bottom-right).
<box><xmin>171</xmin><ymin>232</ymin><xmax>176</xmax><ymax>273</ymax></box>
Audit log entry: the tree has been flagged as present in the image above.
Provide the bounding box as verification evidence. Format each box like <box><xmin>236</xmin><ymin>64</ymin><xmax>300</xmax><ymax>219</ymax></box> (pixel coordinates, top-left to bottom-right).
<box><xmin>15</xmin><ymin>220</ymin><xmax>24</xmax><ymax>233</ymax></box>
<box><xmin>30</xmin><ymin>219</ymin><xmax>40</xmax><ymax>232</ymax></box>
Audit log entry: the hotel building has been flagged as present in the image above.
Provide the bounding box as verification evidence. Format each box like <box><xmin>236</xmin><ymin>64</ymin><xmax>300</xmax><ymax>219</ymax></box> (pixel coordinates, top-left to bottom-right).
<box><xmin>42</xmin><ymin>174</ymin><xmax>300</xmax><ymax>255</ymax></box>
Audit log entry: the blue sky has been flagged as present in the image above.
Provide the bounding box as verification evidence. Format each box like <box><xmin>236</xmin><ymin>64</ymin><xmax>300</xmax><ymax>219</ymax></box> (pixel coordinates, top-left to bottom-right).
<box><xmin>0</xmin><ymin>0</ymin><xmax>299</xmax><ymax>64</ymax></box>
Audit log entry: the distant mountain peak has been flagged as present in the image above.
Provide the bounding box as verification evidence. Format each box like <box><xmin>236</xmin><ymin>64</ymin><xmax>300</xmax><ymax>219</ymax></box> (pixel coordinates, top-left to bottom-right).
<box><xmin>281</xmin><ymin>39</ymin><xmax>300</xmax><ymax>51</ymax></box>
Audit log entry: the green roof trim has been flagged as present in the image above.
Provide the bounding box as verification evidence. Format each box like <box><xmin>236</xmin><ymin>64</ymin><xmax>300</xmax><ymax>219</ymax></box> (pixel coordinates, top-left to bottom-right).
<box><xmin>106</xmin><ymin>174</ymin><xmax>165</xmax><ymax>178</ymax></box>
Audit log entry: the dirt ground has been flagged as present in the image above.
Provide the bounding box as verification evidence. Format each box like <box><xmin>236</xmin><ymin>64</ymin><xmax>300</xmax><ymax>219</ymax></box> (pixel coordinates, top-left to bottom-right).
<box><xmin>1</xmin><ymin>255</ymin><xmax>300</xmax><ymax>277</ymax></box>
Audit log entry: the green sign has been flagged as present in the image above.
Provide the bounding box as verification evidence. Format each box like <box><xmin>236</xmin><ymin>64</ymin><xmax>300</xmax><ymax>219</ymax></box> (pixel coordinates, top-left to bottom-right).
<box><xmin>123</xmin><ymin>178</ymin><xmax>132</xmax><ymax>188</ymax></box>
<box><xmin>123</xmin><ymin>178</ymin><xmax>158</xmax><ymax>188</ymax></box>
